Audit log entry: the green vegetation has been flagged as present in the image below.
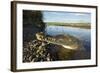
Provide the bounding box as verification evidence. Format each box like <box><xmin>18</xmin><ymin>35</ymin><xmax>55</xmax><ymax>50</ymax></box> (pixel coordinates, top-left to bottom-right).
<box><xmin>46</xmin><ymin>22</ymin><xmax>91</xmax><ymax>29</ymax></box>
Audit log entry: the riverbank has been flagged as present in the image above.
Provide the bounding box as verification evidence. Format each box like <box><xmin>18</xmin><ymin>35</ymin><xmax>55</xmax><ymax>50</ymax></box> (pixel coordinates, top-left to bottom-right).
<box><xmin>46</xmin><ymin>22</ymin><xmax>91</xmax><ymax>29</ymax></box>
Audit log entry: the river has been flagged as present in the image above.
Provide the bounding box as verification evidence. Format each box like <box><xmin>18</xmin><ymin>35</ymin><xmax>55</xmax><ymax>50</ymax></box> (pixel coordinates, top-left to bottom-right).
<box><xmin>45</xmin><ymin>26</ymin><xmax>91</xmax><ymax>52</ymax></box>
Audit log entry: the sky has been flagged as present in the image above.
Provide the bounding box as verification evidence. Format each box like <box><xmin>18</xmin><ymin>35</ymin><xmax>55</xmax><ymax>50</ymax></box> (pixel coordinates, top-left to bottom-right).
<box><xmin>42</xmin><ymin>11</ymin><xmax>91</xmax><ymax>23</ymax></box>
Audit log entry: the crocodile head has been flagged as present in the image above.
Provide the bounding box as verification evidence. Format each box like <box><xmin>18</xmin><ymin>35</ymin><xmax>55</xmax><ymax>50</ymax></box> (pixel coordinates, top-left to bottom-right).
<box><xmin>36</xmin><ymin>32</ymin><xmax>45</xmax><ymax>41</ymax></box>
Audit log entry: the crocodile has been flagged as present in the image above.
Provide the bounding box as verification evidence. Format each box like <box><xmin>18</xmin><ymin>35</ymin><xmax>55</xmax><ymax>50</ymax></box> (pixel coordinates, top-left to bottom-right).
<box><xmin>36</xmin><ymin>32</ymin><xmax>84</xmax><ymax>50</ymax></box>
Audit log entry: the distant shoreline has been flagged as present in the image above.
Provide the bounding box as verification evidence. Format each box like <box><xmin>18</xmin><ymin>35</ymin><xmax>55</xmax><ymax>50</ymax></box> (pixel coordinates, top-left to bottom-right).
<box><xmin>46</xmin><ymin>22</ymin><xmax>91</xmax><ymax>29</ymax></box>
<box><xmin>51</xmin><ymin>25</ymin><xmax>91</xmax><ymax>29</ymax></box>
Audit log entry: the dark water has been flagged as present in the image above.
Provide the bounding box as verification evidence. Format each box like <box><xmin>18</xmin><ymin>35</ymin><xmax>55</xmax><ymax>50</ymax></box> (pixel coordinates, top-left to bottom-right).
<box><xmin>45</xmin><ymin>26</ymin><xmax>91</xmax><ymax>52</ymax></box>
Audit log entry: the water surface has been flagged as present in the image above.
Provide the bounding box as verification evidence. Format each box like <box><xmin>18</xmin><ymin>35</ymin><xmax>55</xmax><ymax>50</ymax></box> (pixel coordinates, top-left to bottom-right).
<box><xmin>45</xmin><ymin>26</ymin><xmax>91</xmax><ymax>52</ymax></box>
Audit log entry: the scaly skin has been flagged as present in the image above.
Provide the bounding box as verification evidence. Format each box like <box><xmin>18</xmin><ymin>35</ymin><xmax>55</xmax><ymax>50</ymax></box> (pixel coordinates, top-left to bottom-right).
<box><xmin>36</xmin><ymin>32</ymin><xmax>84</xmax><ymax>50</ymax></box>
